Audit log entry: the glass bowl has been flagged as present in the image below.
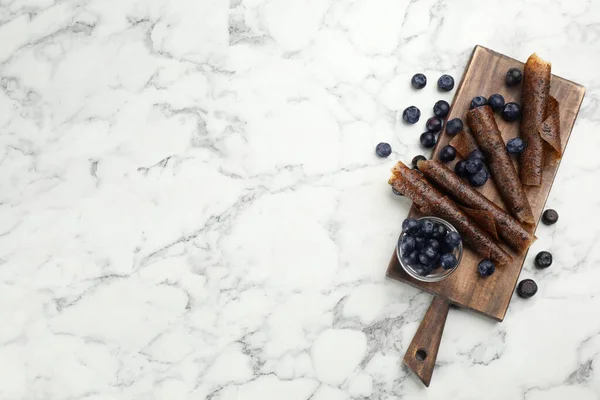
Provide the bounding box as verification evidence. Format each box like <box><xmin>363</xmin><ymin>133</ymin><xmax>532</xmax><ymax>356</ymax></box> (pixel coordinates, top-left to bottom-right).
<box><xmin>396</xmin><ymin>216</ymin><xmax>463</xmax><ymax>283</ymax></box>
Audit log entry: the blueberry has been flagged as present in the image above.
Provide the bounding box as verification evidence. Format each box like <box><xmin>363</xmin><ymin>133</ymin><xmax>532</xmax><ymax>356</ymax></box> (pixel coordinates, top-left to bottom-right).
<box><xmin>440</xmin><ymin>253</ymin><xmax>458</xmax><ymax>270</ymax></box>
<box><xmin>426</xmin><ymin>116</ymin><xmax>443</xmax><ymax>133</ymax></box>
<box><xmin>446</xmin><ymin>118</ymin><xmax>463</xmax><ymax>136</ymax></box>
<box><xmin>478</xmin><ymin>259</ymin><xmax>495</xmax><ymax>277</ymax></box>
<box><xmin>439</xmin><ymin>145</ymin><xmax>456</xmax><ymax>163</ymax></box>
<box><xmin>468</xmin><ymin>149</ymin><xmax>485</xmax><ymax>161</ymax></box>
<box><xmin>375</xmin><ymin>142</ymin><xmax>392</xmax><ymax>158</ymax></box>
<box><xmin>454</xmin><ymin>160</ymin><xmax>468</xmax><ymax>177</ymax></box>
<box><xmin>412</xmin><ymin>155</ymin><xmax>427</xmax><ymax>170</ymax></box>
<box><xmin>414</xmin><ymin>236</ymin><xmax>427</xmax><ymax>250</ymax></box>
<box><xmin>403</xmin><ymin>106</ymin><xmax>421</xmax><ymax>124</ymax></box>
<box><xmin>470</xmin><ymin>96</ymin><xmax>488</xmax><ymax>110</ymax></box>
<box><xmin>535</xmin><ymin>251</ymin><xmax>553</xmax><ymax>269</ymax></box>
<box><xmin>431</xmin><ymin>223</ymin><xmax>447</xmax><ymax>240</ymax></box>
<box><xmin>542</xmin><ymin>209</ymin><xmax>559</xmax><ymax>225</ymax></box>
<box><xmin>422</xmin><ymin>246</ymin><xmax>439</xmax><ymax>260</ymax></box>
<box><xmin>502</xmin><ymin>102</ymin><xmax>521</xmax><ymax>122</ymax></box>
<box><xmin>420</xmin><ymin>132</ymin><xmax>437</xmax><ymax>148</ymax></box>
<box><xmin>411</xmin><ymin>73</ymin><xmax>427</xmax><ymax>89</ymax></box>
<box><xmin>506</xmin><ymin>68</ymin><xmax>523</xmax><ymax>87</ymax></box>
<box><xmin>402</xmin><ymin>218</ymin><xmax>419</xmax><ymax>234</ymax></box>
<box><xmin>428</xmin><ymin>239</ymin><xmax>440</xmax><ymax>251</ymax></box>
<box><xmin>405</xmin><ymin>250</ymin><xmax>419</xmax><ymax>266</ymax></box>
<box><xmin>468</xmin><ymin>168</ymin><xmax>489</xmax><ymax>187</ymax></box>
<box><xmin>506</xmin><ymin>137</ymin><xmax>526</xmax><ymax>154</ymax></box>
<box><xmin>392</xmin><ymin>187</ymin><xmax>402</xmax><ymax>196</ymax></box>
<box><xmin>438</xmin><ymin>74</ymin><xmax>455</xmax><ymax>91</ymax></box>
<box><xmin>433</xmin><ymin>100</ymin><xmax>450</xmax><ymax>118</ymax></box>
<box><xmin>465</xmin><ymin>158</ymin><xmax>484</xmax><ymax>174</ymax></box>
<box><xmin>418</xmin><ymin>219</ymin><xmax>435</xmax><ymax>237</ymax></box>
<box><xmin>488</xmin><ymin>94</ymin><xmax>505</xmax><ymax>112</ymax></box>
<box><xmin>444</xmin><ymin>231</ymin><xmax>461</xmax><ymax>249</ymax></box>
<box><xmin>516</xmin><ymin>279</ymin><xmax>537</xmax><ymax>298</ymax></box>
<box><xmin>400</xmin><ymin>236</ymin><xmax>416</xmax><ymax>255</ymax></box>
<box><xmin>415</xmin><ymin>263</ymin><xmax>434</xmax><ymax>276</ymax></box>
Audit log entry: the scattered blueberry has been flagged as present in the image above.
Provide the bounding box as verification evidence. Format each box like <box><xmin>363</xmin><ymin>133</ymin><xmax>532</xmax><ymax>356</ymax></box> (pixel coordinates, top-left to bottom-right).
<box><xmin>426</xmin><ymin>116</ymin><xmax>443</xmax><ymax>133</ymax></box>
<box><xmin>454</xmin><ymin>160</ymin><xmax>468</xmax><ymax>177</ymax></box>
<box><xmin>411</xmin><ymin>73</ymin><xmax>427</xmax><ymax>89</ymax></box>
<box><xmin>419</xmin><ymin>219</ymin><xmax>435</xmax><ymax>237</ymax></box>
<box><xmin>439</xmin><ymin>145</ymin><xmax>457</xmax><ymax>163</ymax></box>
<box><xmin>465</xmin><ymin>158</ymin><xmax>484</xmax><ymax>174</ymax></box>
<box><xmin>446</xmin><ymin>118</ymin><xmax>463</xmax><ymax>136</ymax></box>
<box><xmin>506</xmin><ymin>137</ymin><xmax>526</xmax><ymax>154</ymax></box>
<box><xmin>444</xmin><ymin>231</ymin><xmax>461</xmax><ymax>249</ymax></box>
<box><xmin>433</xmin><ymin>100</ymin><xmax>450</xmax><ymax>118</ymax></box>
<box><xmin>502</xmin><ymin>102</ymin><xmax>521</xmax><ymax>121</ymax></box>
<box><xmin>506</xmin><ymin>68</ymin><xmax>523</xmax><ymax>87</ymax></box>
<box><xmin>403</xmin><ymin>106</ymin><xmax>421</xmax><ymax>124</ymax></box>
<box><xmin>478</xmin><ymin>259</ymin><xmax>495</xmax><ymax>277</ymax></box>
<box><xmin>402</xmin><ymin>218</ymin><xmax>419</xmax><ymax>234</ymax></box>
<box><xmin>488</xmin><ymin>94</ymin><xmax>505</xmax><ymax>112</ymax></box>
<box><xmin>400</xmin><ymin>236</ymin><xmax>416</xmax><ymax>255</ymax></box>
<box><xmin>420</xmin><ymin>132</ymin><xmax>437</xmax><ymax>148</ymax></box>
<box><xmin>412</xmin><ymin>155</ymin><xmax>427</xmax><ymax>170</ymax></box>
<box><xmin>468</xmin><ymin>149</ymin><xmax>485</xmax><ymax>161</ymax></box>
<box><xmin>535</xmin><ymin>251</ymin><xmax>553</xmax><ymax>269</ymax></box>
<box><xmin>375</xmin><ymin>142</ymin><xmax>392</xmax><ymax>158</ymax></box>
<box><xmin>542</xmin><ymin>209</ymin><xmax>559</xmax><ymax>225</ymax></box>
<box><xmin>470</xmin><ymin>96</ymin><xmax>488</xmax><ymax>110</ymax></box>
<box><xmin>440</xmin><ymin>253</ymin><xmax>458</xmax><ymax>270</ymax></box>
<box><xmin>468</xmin><ymin>167</ymin><xmax>489</xmax><ymax>187</ymax></box>
<box><xmin>517</xmin><ymin>279</ymin><xmax>537</xmax><ymax>298</ymax></box>
<box><xmin>438</xmin><ymin>74</ymin><xmax>455</xmax><ymax>91</ymax></box>
<box><xmin>431</xmin><ymin>223</ymin><xmax>447</xmax><ymax>240</ymax></box>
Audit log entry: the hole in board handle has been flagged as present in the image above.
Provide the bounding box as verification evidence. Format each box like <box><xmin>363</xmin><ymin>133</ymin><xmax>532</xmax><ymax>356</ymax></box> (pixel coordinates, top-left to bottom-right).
<box><xmin>415</xmin><ymin>349</ymin><xmax>427</xmax><ymax>361</ymax></box>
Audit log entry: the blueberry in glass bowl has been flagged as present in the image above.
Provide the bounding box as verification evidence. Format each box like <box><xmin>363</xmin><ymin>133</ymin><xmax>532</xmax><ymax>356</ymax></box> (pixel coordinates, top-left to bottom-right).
<box><xmin>396</xmin><ymin>216</ymin><xmax>463</xmax><ymax>282</ymax></box>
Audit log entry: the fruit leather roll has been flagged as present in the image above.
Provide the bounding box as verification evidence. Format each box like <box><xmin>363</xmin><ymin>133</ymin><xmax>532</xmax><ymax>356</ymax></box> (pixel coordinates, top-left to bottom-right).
<box><xmin>467</xmin><ymin>105</ymin><xmax>535</xmax><ymax>225</ymax></box>
<box><xmin>417</xmin><ymin>159</ymin><xmax>535</xmax><ymax>254</ymax></box>
<box><xmin>389</xmin><ymin>161</ymin><xmax>513</xmax><ymax>266</ymax></box>
<box><xmin>520</xmin><ymin>54</ymin><xmax>562</xmax><ymax>184</ymax></box>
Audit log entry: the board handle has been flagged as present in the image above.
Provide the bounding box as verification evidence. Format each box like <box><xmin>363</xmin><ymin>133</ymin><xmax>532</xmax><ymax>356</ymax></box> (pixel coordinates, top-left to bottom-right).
<box><xmin>403</xmin><ymin>295</ymin><xmax>450</xmax><ymax>387</ymax></box>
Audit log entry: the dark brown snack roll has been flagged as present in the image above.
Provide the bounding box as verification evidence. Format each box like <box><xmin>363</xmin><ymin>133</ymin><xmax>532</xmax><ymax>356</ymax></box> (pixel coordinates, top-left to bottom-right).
<box><xmin>467</xmin><ymin>106</ymin><xmax>535</xmax><ymax>225</ymax></box>
<box><xmin>520</xmin><ymin>53</ymin><xmax>551</xmax><ymax>186</ymax></box>
<box><xmin>449</xmin><ymin>130</ymin><xmax>478</xmax><ymax>159</ymax></box>
<box><xmin>539</xmin><ymin>95</ymin><xmax>562</xmax><ymax>164</ymax></box>
<box><xmin>389</xmin><ymin>162</ymin><xmax>513</xmax><ymax>266</ymax></box>
<box><xmin>417</xmin><ymin>160</ymin><xmax>535</xmax><ymax>254</ymax></box>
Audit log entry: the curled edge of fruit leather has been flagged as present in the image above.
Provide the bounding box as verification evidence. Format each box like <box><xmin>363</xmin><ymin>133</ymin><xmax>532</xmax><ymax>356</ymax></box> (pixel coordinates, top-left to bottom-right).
<box><xmin>538</xmin><ymin>95</ymin><xmax>562</xmax><ymax>164</ymax></box>
<box><xmin>449</xmin><ymin>130</ymin><xmax>479</xmax><ymax>159</ymax></box>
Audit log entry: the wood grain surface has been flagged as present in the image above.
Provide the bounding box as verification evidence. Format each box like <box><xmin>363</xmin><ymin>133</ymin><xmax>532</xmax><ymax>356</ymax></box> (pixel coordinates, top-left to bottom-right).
<box><xmin>387</xmin><ymin>45</ymin><xmax>586</xmax><ymax>321</ymax></box>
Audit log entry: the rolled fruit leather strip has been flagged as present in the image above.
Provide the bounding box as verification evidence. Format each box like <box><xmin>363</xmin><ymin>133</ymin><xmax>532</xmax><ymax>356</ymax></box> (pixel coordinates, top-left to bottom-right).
<box><xmin>467</xmin><ymin>105</ymin><xmax>535</xmax><ymax>225</ymax></box>
<box><xmin>389</xmin><ymin>161</ymin><xmax>513</xmax><ymax>266</ymax></box>
<box><xmin>449</xmin><ymin>130</ymin><xmax>479</xmax><ymax>159</ymax></box>
<box><xmin>417</xmin><ymin>159</ymin><xmax>535</xmax><ymax>254</ymax></box>
<box><xmin>520</xmin><ymin>53</ymin><xmax>551</xmax><ymax>186</ymax></box>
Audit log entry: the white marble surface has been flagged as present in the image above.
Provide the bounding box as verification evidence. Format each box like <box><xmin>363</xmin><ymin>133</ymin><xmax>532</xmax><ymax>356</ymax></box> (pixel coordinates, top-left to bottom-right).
<box><xmin>1</xmin><ymin>0</ymin><xmax>600</xmax><ymax>398</ymax></box>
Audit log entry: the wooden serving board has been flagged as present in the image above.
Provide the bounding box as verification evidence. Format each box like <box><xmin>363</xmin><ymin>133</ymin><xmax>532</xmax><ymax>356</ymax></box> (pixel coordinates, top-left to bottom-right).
<box><xmin>387</xmin><ymin>45</ymin><xmax>585</xmax><ymax>386</ymax></box>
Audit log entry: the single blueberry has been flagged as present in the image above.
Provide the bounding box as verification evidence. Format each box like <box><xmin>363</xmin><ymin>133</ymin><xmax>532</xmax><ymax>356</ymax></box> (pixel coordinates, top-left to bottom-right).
<box><xmin>517</xmin><ymin>279</ymin><xmax>538</xmax><ymax>298</ymax></box>
<box><xmin>411</xmin><ymin>73</ymin><xmax>427</xmax><ymax>89</ymax></box>
<box><xmin>420</xmin><ymin>132</ymin><xmax>437</xmax><ymax>148</ymax></box>
<box><xmin>428</xmin><ymin>239</ymin><xmax>440</xmax><ymax>251</ymax></box>
<box><xmin>506</xmin><ymin>137</ymin><xmax>526</xmax><ymax>154</ymax></box>
<box><xmin>412</xmin><ymin>155</ymin><xmax>427</xmax><ymax>170</ymax></box>
<box><xmin>468</xmin><ymin>168</ymin><xmax>489</xmax><ymax>187</ymax></box>
<box><xmin>431</xmin><ymin>223</ymin><xmax>447</xmax><ymax>240</ymax></box>
<box><xmin>419</xmin><ymin>253</ymin><xmax>434</xmax><ymax>266</ymax></box>
<box><xmin>506</xmin><ymin>68</ymin><xmax>523</xmax><ymax>87</ymax></box>
<box><xmin>416</xmin><ymin>263</ymin><xmax>434</xmax><ymax>276</ymax></box>
<box><xmin>478</xmin><ymin>259</ymin><xmax>495</xmax><ymax>277</ymax></box>
<box><xmin>470</xmin><ymin>96</ymin><xmax>488</xmax><ymax>110</ymax></box>
<box><xmin>405</xmin><ymin>250</ymin><xmax>419</xmax><ymax>265</ymax></box>
<box><xmin>465</xmin><ymin>158</ymin><xmax>484</xmax><ymax>174</ymax></box>
<box><xmin>488</xmin><ymin>94</ymin><xmax>505</xmax><ymax>112</ymax></box>
<box><xmin>440</xmin><ymin>253</ymin><xmax>458</xmax><ymax>270</ymax></box>
<box><xmin>454</xmin><ymin>160</ymin><xmax>467</xmax><ymax>178</ymax></box>
<box><xmin>402</xmin><ymin>218</ymin><xmax>419</xmax><ymax>234</ymax></box>
<box><xmin>433</xmin><ymin>100</ymin><xmax>450</xmax><ymax>118</ymax></box>
<box><xmin>502</xmin><ymin>102</ymin><xmax>521</xmax><ymax>122</ymax></box>
<box><xmin>402</xmin><ymin>106</ymin><xmax>421</xmax><ymax>124</ymax></box>
<box><xmin>438</xmin><ymin>74</ymin><xmax>455</xmax><ymax>91</ymax></box>
<box><xmin>392</xmin><ymin>187</ymin><xmax>403</xmax><ymax>196</ymax></box>
<box><xmin>439</xmin><ymin>145</ymin><xmax>457</xmax><ymax>163</ymax></box>
<box><xmin>468</xmin><ymin>149</ymin><xmax>485</xmax><ymax>161</ymax></box>
<box><xmin>422</xmin><ymin>246</ymin><xmax>438</xmax><ymax>260</ymax></box>
<box><xmin>426</xmin><ymin>116</ymin><xmax>443</xmax><ymax>133</ymax></box>
<box><xmin>375</xmin><ymin>142</ymin><xmax>392</xmax><ymax>158</ymax></box>
<box><xmin>542</xmin><ymin>209</ymin><xmax>559</xmax><ymax>225</ymax></box>
<box><xmin>444</xmin><ymin>231</ymin><xmax>461</xmax><ymax>249</ymax></box>
<box><xmin>446</xmin><ymin>118</ymin><xmax>463</xmax><ymax>136</ymax></box>
<box><xmin>400</xmin><ymin>236</ymin><xmax>416</xmax><ymax>255</ymax></box>
<box><xmin>535</xmin><ymin>251</ymin><xmax>553</xmax><ymax>269</ymax></box>
<box><xmin>419</xmin><ymin>219</ymin><xmax>435</xmax><ymax>237</ymax></box>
